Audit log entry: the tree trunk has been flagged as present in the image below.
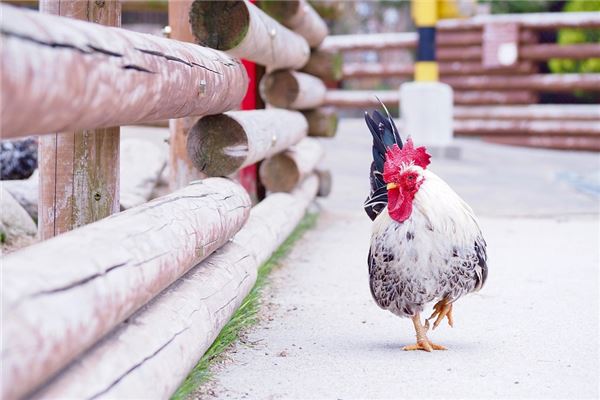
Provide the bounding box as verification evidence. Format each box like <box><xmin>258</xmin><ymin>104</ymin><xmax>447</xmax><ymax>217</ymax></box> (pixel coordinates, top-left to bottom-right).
<box><xmin>260</xmin><ymin>70</ymin><xmax>326</xmax><ymax>109</ymax></box>
<box><xmin>259</xmin><ymin>0</ymin><xmax>328</xmax><ymax>48</ymax></box>
<box><xmin>259</xmin><ymin>138</ymin><xmax>324</xmax><ymax>193</ymax></box>
<box><xmin>1</xmin><ymin>178</ymin><xmax>250</xmax><ymax>400</ymax></box>
<box><xmin>189</xmin><ymin>0</ymin><xmax>310</xmax><ymax>70</ymax></box>
<box><xmin>0</xmin><ymin>4</ymin><xmax>248</xmax><ymax>138</ymax></box>
<box><xmin>301</xmin><ymin>49</ymin><xmax>343</xmax><ymax>82</ymax></box>
<box><xmin>29</xmin><ymin>176</ymin><xmax>319</xmax><ymax>400</ymax></box>
<box><xmin>303</xmin><ymin>107</ymin><xmax>339</xmax><ymax>138</ymax></box>
<box><xmin>186</xmin><ymin>109</ymin><xmax>308</xmax><ymax>177</ymax></box>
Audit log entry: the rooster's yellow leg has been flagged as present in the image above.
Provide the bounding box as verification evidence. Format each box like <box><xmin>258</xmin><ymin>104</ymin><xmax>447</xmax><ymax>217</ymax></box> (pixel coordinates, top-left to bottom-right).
<box><xmin>403</xmin><ymin>312</ymin><xmax>447</xmax><ymax>352</ymax></box>
<box><xmin>428</xmin><ymin>300</ymin><xmax>454</xmax><ymax>330</ymax></box>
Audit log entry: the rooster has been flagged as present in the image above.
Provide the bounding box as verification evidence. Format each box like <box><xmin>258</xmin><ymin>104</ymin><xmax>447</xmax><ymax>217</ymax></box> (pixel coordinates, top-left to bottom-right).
<box><xmin>365</xmin><ymin>105</ymin><xmax>487</xmax><ymax>351</ymax></box>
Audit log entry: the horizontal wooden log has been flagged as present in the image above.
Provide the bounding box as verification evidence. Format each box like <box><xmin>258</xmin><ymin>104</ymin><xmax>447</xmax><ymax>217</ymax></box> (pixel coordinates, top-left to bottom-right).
<box><xmin>186</xmin><ymin>109</ymin><xmax>308</xmax><ymax>177</ymax></box>
<box><xmin>323</xmin><ymin>90</ymin><xmax>537</xmax><ymax>108</ymax></box>
<box><xmin>323</xmin><ymin>90</ymin><xmax>399</xmax><ymax>108</ymax></box>
<box><xmin>259</xmin><ymin>0</ymin><xmax>328</xmax><ymax>48</ymax></box>
<box><xmin>520</xmin><ymin>43</ymin><xmax>600</xmax><ymax>60</ymax></box>
<box><xmin>1</xmin><ymin>178</ymin><xmax>251</xmax><ymax>400</ymax></box>
<box><xmin>29</xmin><ymin>176</ymin><xmax>319</xmax><ymax>400</ymax></box>
<box><xmin>438</xmin><ymin>12</ymin><xmax>600</xmax><ymax>31</ymax></box>
<box><xmin>189</xmin><ymin>0</ymin><xmax>309</xmax><ymax>70</ymax></box>
<box><xmin>454</xmin><ymin>105</ymin><xmax>600</xmax><ymax>121</ymax></box>
<box><xmin>260</xmin><ymin>70</ymin><xmax>326</xmax><ymax>109</ymax></box>
<box><xmin>454</xmin><ymin>90</ymin><xmax>538</xmax><ymax>105</ymax></box>
<box><xmin>454</xmin><ymin>119</ymin><xmax>600</xmax><ymax>137</ymax></box>
<box><xmin>302</xmin><ymin>107</ymin><xmax>339</xmax><ymax>138</ymax></box>
<box><xmin>259</xmin><ymin>138</ymin><xmax>324</xmax><ymax>192</ymax></box>
<box><xmin>437</xmin><ymin>29</ymin><xmax>537</xmax><ymax>46</ymax></box>
<box><xmin>439</xmin><ymin>61</ymin><xmax>537</xmax><ymax>76</ymax></box>
<box><xmin>0</xmin><ymin>5</ymin><xmax>248</xmax><ymax>139</ymax></box>
<box><xmin>443</xmin><ymin>74</ymin><xmax>600</xmax><ymax>92</ymax></box>
<box><xmin>301</xmin><ymin>49</ymin><xmax>344</xmax><ymax>82</ymax></box>
<box><xmin>437</xmin><ymin>45</ymin><xmax>481</xmax><ymax>61</ymax></box>
<box><xmin>342</xmin><ymin>63</ymin><xmax>414</xmax><ymax>79</ymax></box>
<box><xmin>319</xmin><ymin>32</ymin><xmax>417</xmax><ymax>52</ymax></box>
<box><xmin>484</xmin><ymin>136</ymin><xmax>600</xmax><ymax>152</ymax></box>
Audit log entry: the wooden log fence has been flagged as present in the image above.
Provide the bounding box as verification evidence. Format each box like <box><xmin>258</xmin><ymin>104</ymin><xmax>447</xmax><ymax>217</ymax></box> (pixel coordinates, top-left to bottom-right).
<box><xmin>454</xmin><ymin>105</ymin><xmax>600</xmax><ymax>121</ymax></box>
<box><xmin>259</xmin><ymin>138</ymin><xmax>325</xmax><ymax>193</ymax></box>
<box><xmin>189</xmin><ymin>0</ymin><xmax>310</xmax><ymax>70</ymax></box>
<box><xmin>485</xmin><ymin>136</ymin><xmax>600</xmax><ymax>152</ymax></box>
<box><xmin>29</xmin><ymin>176</ymin><xmax>319</xmax><ymax>399</ymax></box>
<box><xmin>437</xmin><ymin>11</ymin><xmax>600</xmax><ymax>31</ymax></box>
<box><xmin>303</xmin><ymin>107</ymin><xmax>339</xmax><ymax>138</ymax></box>
<box><xmin>1</xmin><ymin>179</ymin><xmax>251</xmax><ymax>400</ymax></box>
<box><xmin>320</xmin><ymin>32</ymin><xmax>417</xmax><ymax>52</ymax></box>
<box><xmin>186</xmin><ymin>109</ymin><xmax>308</xmax><ymax>177</ymax></box>
<box><xmin>0</xmin><ymin>4</ymin><xmax>248</xmax><ymax>139</ymax></box>
<box><xmin>260</xmin><ymin>70</ymin><xmax>326</xmax><ymax>109</ymax></box>
<box><xmin>260</xmin><ymin>0</ymin><xmax>329</xmax><ymax>48</ymax></box>
<box><xmin>444</xmin><ymin>74</ymin><xmax>600</xmax><ymax>92</ymax></box>
<box><xmin>301</xmin><ymin>49</ymin><xmax>344</xmax><ymax>82</ymax></box>
<box><xmin>454</xmin><ymin>120</ymin><xmax>600</xmax><ymax>137</ymax></box>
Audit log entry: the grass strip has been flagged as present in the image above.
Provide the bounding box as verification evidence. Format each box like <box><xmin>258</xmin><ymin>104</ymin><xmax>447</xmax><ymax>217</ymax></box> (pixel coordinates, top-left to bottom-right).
<box><xmin>171</xmin><ymin>212</ymin><xmax>319</xmax><ymax>400</ymax></box>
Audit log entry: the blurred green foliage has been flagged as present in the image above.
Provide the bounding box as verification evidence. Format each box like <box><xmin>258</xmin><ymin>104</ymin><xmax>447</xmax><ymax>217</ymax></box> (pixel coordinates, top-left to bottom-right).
<box><xmin>548</xmin><ymin>0</ymin><xmax>600</xmax><ymax>74</ymax></box>
<box><xmin>480</xmin><ymin>0</ymin><xmax>561</xmax><ymax>14</ymax></box>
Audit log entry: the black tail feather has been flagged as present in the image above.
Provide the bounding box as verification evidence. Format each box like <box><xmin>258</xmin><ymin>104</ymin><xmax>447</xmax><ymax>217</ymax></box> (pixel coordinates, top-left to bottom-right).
<box><xmin>363</xmin><ymin>101</ymin><xmax>402</xmax><ymax>220</ymax></box>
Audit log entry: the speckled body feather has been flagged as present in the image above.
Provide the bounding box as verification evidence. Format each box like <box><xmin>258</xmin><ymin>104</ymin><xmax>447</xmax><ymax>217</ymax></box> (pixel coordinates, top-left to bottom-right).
<box><xmin>368</xmin><ymin>167</ymin><xmax>487</xmax><ymax>318</ymax></box>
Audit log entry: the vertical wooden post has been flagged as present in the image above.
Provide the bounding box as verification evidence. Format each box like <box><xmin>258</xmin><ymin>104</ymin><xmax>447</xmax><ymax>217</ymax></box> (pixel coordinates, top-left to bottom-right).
<box><xmin>167</xmin><ymin>0</ymin><xmax>203</xmax><ymax>190</ymax></box>
<box><xmin>38</xmin><ymin>0</ymin><xmax>121</xmax><ymax>240</ymax></box>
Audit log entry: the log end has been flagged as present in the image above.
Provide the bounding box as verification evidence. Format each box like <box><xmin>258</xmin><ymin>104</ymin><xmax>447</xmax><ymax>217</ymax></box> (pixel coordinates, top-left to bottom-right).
<box><xmin>258</xmin><ymin>0</ymin><xmax>300</xmax><ymax>23</ymax></box>
<box><xmin>315</xmin><ymin>169</ymin><xmax>332</xmax><ymax>197</ymax></box>
<box><xmin>304</xmin><ymin>107</ymin><xmax>339</xmax><ymax>138</ymax></box>
<box><xmin>259</xmin><ymin>71</ymin><xmax>299</xmax><ymax>109</ymax></box>
<box><xmin>259</xmin><ymin>154</ymin><xmax>300</xmax><ymax>193</ymax></box>
<box><xmin>187</xmin><ymin>115</ymin><xmax>248</xmax><ymax>177</ymax></box>
<box><xmin>190</xmin><ymin>0</ymin><xmax>250</xmax><ymax>50</ymax></box>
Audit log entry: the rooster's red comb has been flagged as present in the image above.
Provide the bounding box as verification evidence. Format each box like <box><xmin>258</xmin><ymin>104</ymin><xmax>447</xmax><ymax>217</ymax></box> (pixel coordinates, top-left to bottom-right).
<box><xmin>383</xmin><ymin>138</ymin><xmax>431</xmax><ymax>180</ymax></box>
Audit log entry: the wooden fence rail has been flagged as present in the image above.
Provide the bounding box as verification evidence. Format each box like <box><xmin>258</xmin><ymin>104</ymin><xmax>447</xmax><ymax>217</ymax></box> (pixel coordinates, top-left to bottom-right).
<box><xmin>0</xmin><ymin>4</ymin><xmax>248</xmax><ymax>139</ymax></box>
<box><xmin>437</xmin><ymin>11</ymin><xmax>600</xmax><ymax>30</ymax></box>
<box><xmin>189</xmin><ymin>0</ymin><xmax>310</xmax><ymax>69</ymax></box>
<box><xmin>2</xmin><ymin>179</ymin><xmax>250</xmax><ymax>400</ymax></box>
<box><xmin>320</xmin><ymin>32</ymin><xmax>417</xmax><ymax>52</ymax></box>
<box><xmin>30</xmin><ymin>177</ymin><xmax>319</xmax><ymax>399</ymax></box>
<box><xmin>186</xmin><ymin>109</ymin><xmax>308</xmax><ymax>176</ymax></box>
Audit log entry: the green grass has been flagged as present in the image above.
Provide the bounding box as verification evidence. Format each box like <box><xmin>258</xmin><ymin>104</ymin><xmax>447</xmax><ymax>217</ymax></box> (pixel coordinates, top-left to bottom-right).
<box><xmin>171</xmin><ymin>212</ymin><xmax>319</xmax><ymax>400</ymax></box>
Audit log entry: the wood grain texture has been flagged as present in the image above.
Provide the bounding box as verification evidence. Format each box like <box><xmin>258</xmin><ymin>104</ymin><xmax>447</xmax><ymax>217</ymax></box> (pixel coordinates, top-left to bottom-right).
<box><xmin>2</xmin><ymin>178</ymin><xmax>251</xmax><ymax>400</ymax></box>
<box><xmin>259</xmin><ymin>137</ymin><xmax>324</xmax><ymax>193</ymax></box>
<box><xmin>443</xmin><ymin>74</ymin><xmax>600</xmax><ymax>92</ymax></box>
<box><xmin>453</xmin><ymin>105</ymin><xmax>600</xmax><ymax>121</ymax></box>
<box><xmin>190</xmin><ymin>0</ymin><xmax>310</xmax><ymax>70</ymax></box>
<box><xmin>260</xmin><ymin>70</ymin><xmax>326</xmax><ymax>110</ymax></box>
<box><xmin>454</xmin><ymin>119</ymin><xmax>600</xmax><ymax>137</ymax></box>
<box><xmin>437</xmin><ymin>11</ymin><xmax>600</xmax><ymax>30</ymax></box>
<box><xmin>37</xmin><ymin>0</ymin><xmax>120</xmax><ymax>241</ymax></box>
<box><xmin>29</xmin><ymin>176</ymin><xmax>318</xmax><ymax>400</ymax></box>
<box><xmin>187</xmin><ymin>109</ymin><xmax>308</xmax><ymax>176</ymax></box>
<box><xmin>0</xmin><ymin>4</ymin><xmax>248</xmax><ymax>138</ymax></box>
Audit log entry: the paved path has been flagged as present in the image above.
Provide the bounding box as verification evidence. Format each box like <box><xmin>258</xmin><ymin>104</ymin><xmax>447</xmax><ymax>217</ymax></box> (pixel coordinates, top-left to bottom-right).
<box><xmin>206</xmin><ymin>119</ymin><xmax>599</xmax><ymax>399</ymax></box>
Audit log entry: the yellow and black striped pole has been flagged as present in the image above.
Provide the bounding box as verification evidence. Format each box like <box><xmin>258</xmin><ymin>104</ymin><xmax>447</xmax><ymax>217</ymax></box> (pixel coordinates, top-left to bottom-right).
<box><xmin>412</xmin><ymin>0</ymin><xmax>439</xmax><ymax>82</ymax></box>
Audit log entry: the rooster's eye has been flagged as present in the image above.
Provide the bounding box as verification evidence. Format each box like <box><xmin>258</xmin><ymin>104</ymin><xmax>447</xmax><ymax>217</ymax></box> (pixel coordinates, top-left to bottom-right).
<box><xmin>408</xmin><ymin>175</ymin><xmax>415</xmax><ymax>180</ymax></box>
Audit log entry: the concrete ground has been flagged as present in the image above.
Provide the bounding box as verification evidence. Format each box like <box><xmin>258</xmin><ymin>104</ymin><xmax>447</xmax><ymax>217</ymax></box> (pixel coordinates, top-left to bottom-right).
<box><xmin>205</xmin><ymin>119</ymin><xmax>599</xmax><ymax>399</ymax></box>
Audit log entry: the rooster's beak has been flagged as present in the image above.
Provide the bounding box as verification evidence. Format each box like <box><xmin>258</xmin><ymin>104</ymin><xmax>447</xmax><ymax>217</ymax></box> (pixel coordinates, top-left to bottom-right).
<box><xmin>386</xmin><ymin>183</ymin><xmax>398</xmax><ymax>190</ymax></box>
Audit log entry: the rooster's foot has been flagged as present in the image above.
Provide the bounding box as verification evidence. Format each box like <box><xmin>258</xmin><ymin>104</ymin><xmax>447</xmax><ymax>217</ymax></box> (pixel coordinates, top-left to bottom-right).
<box><xmin>428</xmin><ymin>300</ymin><xmax>453</xmax><ymax>330</ymax></box>
<box><xmin>403</xmin><ymin>340</ymin><xmax>447</xmax><ymax>352</ymax></box>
